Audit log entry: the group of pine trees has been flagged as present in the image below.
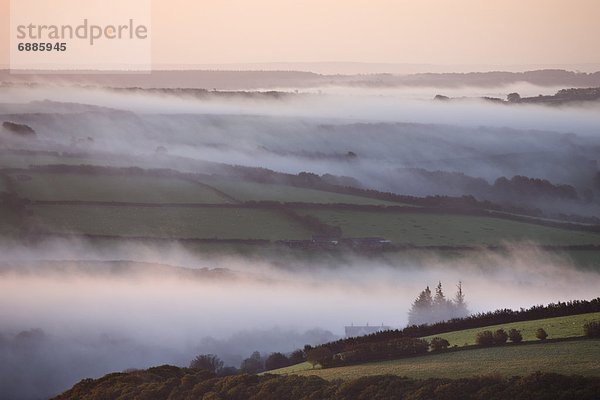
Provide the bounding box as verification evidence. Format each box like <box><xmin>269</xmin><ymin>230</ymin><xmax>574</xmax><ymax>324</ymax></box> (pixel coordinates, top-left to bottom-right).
<box><xmin>408</xmin><ymin>281</ymin><xmax>469</xmax><ymax>325</ymax></box>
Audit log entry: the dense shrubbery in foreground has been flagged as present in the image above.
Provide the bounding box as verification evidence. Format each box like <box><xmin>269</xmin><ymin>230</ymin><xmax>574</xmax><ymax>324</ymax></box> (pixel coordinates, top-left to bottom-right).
<box><xmin>53</xmin><ymin>366</ymin><xmax>600</xmax><ymax>400</ymax></box>
<box><xmin>306</xmin><ymin>337</ymin><xmax>429</xmax><ymax>367</ymax></box>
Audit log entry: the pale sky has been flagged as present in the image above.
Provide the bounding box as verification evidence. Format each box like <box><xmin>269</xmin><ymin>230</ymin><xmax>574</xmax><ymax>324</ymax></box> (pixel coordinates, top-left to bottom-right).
<box><xmin>1</xmin><ymin>0</ymin><xmax>599</xmax><ymax>71</ymax></box>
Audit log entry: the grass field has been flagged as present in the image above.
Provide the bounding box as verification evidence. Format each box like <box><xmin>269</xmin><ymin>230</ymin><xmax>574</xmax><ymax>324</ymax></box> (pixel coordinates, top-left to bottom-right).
<box><xmin>0</xmin><ymin>154</ymin><xmax>90</xmax><ymax>169</ymax></box>
<box><xmin>31</xmin><ymin>205</ymin><xmax>314</xmax><ymax>240</ymax></box>
<box><xmin>297</xmin><ymin>209</ymin><xmax>600</xmax><ymax>246</ymax></box>
<box><xmin>421</xmin><ymin>312</ymin><xmax>600</xmax><ymax>346</ymax></box>
<box><xmin>11</xmin><ymin>172</ymin><xmax>233</xmax><ymax>204</ymax></box>
<box><xmin>9</xmin><ymin>170</ymin><xmax>404</xmax><ymax>206</ymax></box>
<box><xmin>204</xmin><ymin>178</ymin><xmax>400</xmax><ymax>205</ymax></box>
<box><xmin>0</xmin><ymin>153</ymin><xmax>142</xmax><ymax>169</ymax></box>
<box><xmin>272</xmin><ymin>339</ymin><xmax>600</xmax><ymax>380</ymax></box>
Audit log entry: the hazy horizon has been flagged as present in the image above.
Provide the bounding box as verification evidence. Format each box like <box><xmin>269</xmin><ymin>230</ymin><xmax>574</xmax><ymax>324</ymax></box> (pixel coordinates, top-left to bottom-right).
<box><xmin>2</xmin><ymin>63</ymin><xmax>600</xmax><ymax>75</ymax></box>
<box><xmin>2</xmin><ymin>0</ymin><xmax>600</xmax><ymax>72</ymax></box>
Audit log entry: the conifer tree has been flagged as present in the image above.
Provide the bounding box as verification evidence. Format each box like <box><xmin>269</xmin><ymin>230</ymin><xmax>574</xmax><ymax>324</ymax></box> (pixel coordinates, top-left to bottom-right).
<box><xmin>408</xmin><ymin>281</ymin><xmax>470</xmax><ymax>325</ymax></box>
<box><xmin>453</xmin><ymin>281</ymin><xmax>469</xmax><ymax>318</ymax></box>
<box><xmin>408</xmin><ymin>286</ymin><xmax>433</xmax><ymax>325</ymax></box>
<box><xmin>454</xmin><ymin>281</ymin><xmax>465</xmax><ymax>306</ymax></box>
<box><xmin>434</xmin><ymin>281</ymin><xmax>446</xmax><ymax>306</ymax></box>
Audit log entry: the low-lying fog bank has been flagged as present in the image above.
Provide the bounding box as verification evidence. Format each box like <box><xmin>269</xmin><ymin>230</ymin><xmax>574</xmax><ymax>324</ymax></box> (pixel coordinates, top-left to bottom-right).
<box><xmin>0</xmin><ymin>239</ymin><xmax>598</xmax><ymax>399</ymax></box>
<box><xmin>2</xmin><ymin>83</ymin><xmax>600</xmax><ymax>218</ymax></box>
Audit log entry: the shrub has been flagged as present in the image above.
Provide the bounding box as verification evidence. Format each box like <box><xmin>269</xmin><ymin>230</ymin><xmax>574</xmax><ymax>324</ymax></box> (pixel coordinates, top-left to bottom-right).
<box><xmin>475</xmin><ymin>330</ymin><xmax>494</xmax><ymax>346</ymax></box>
<box><xmin>430</xmin><ymin>337</ymin><xmax>450</xmax><ymax>351</ymax></box>
<box><xmin>535</xmin><ymin>328</ymin><xmax>548</xmax><ymax>341</ymax></box>
<box><xmin>288</xmin><ymin>349</ymin><xmax>306</xmax><ymax>364</ymax></box>
<box><xmin>265</xmin><ymin>352</ymin><xmax>290</xmax><ymax>371</ymax></box>
<box><xmin>189</xmin><ymin>354</ymin><xmax>224</xmax><ymax>374</ymax></box>
<box><xmin>508</xmin><ymin>328</ymin><xmax>523</xmax><ymax>343</ymax></box>
<box><xmin>583</xmin><ymin>321</ymin><xmax>600</xmax><ymax>338</ymax></box>
<box><xmin>240</xmin><ymin>351</ymin><xmax>264</xmax><ymax>374</ymax></box>
<box><xmin>493</xmin><ymin>329</ymin><xmax>508</xmax><ymax>344</ymax></box>
<box><xmin>337</xmin><ymin>338</ymin><xmax>429</xmax><ymax>365</ymax></box>
<box><xmin>306</xmin><ymin>347</ymin><xmax>334</xmax><ymax>368</ymax></box>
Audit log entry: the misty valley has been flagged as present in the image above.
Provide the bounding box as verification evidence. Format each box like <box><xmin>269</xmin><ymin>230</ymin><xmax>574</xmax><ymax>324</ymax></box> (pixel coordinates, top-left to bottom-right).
<box><xmin>1</xmin><ymin>71</ymin><xmax>600</xmax><ymax>399</ymax></box>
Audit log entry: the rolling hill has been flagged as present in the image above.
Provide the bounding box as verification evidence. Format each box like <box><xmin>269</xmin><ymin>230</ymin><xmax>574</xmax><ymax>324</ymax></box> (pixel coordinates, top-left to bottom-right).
<box><xmin>270</xmin><ymin>312</ymin><xmax>600</xmax><ymax>380</ymax></box>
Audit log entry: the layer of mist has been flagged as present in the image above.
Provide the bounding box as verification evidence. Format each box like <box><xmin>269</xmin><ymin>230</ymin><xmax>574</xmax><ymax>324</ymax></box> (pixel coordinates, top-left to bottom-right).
<box><xmin>2</xmin><ymin>83</ymin><xmax>599</xmax><ymax>217</ymax></box>
<box><xmin>0</xmin><ymin>239</ymin><xmax>599</xmax><ymax>399</ymax></box>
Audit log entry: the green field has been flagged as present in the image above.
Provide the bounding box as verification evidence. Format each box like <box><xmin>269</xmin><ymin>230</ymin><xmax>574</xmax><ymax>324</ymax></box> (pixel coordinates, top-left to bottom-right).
<box><xmin>0</xmin><ymin>153</ymin><xmax>142</xmax><ymax>169</ymax></box>
<box><xmin>8</xmin><ymin>170</ymin><xmax>405</xmax><ymax>206</ymax></box>
<box><xmin>32</xmin><ymin>205</ymin><xmax>314</xmax><ymax>239</ymax></box>
<box><xmin>297</xmin><ymin>209</ymin><xmax>600</xmax><ymax>246</ymax></box>
<box><xmin>422</xmin><ymin>312</ymin><xmax>600</xmax><ymax>346</ymax></box>
<box><xmin>204</xmin><ymin>178</ymin><xmax>399</xmax><ymax>205</ymax></box>
<box><xmin>0</xmin><ymin>154</ymin><xmax>87</xmax><ymax>169</ymax></box>
<box><xmin>5</xmin><ymin>168</ymin><xmax>600</xmax><ymax>248</ymax></box>
<box><xmin>11</xmin><ymin>172</ymin><xmax>233</xmax><ymax>204</ymax></box>
<box><xmin>273</xmin><ymin>339</ymin><xmax>600</xmax><ymax>380</ymax></box>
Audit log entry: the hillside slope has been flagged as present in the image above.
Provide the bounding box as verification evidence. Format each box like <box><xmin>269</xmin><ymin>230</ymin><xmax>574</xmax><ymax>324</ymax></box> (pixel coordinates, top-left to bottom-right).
<box><xmin>273</xmin><ymin>339</ymin><xmax>600</xmax><ymax>380</ymax></box>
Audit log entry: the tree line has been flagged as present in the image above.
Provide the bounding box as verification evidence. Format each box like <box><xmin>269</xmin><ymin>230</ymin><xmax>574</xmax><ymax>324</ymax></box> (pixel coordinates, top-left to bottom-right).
<box><xmin>404</xmin><ymin>298</ymin><xmax>600</xmax><ymax>338</ymax></box>
<box><xmin>189</xmin><ymin>349</ymin><xmax>307</xmax><ymax>376</ymax></box>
